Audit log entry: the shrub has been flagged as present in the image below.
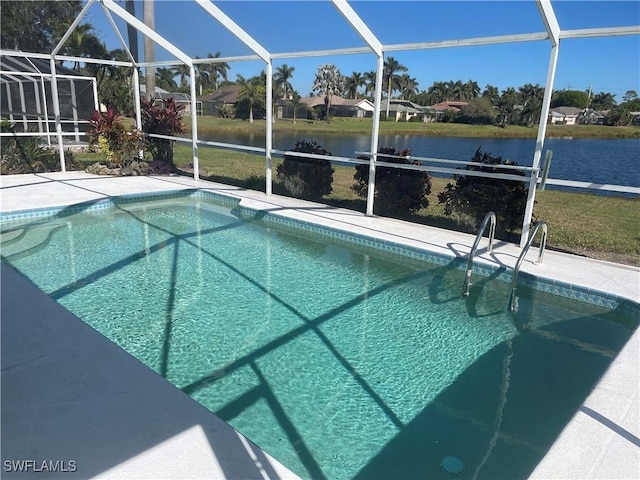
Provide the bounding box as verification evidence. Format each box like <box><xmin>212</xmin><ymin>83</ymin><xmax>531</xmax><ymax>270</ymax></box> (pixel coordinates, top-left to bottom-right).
<box><xmin>141</xmin><ymin>98</ymin><xmax>185</xmax><ymax>167</ymax></box>
<box><xmin>88</xmin><ymin>108</ymin><xmax>142</xmax><ymax>166</ymax></box>
<box><xmin>276</xmin><ymin>140</ymin><xmax>334</xmax><ymax>200</ymax></box>
<box><xmin>437</xmin><ymin>147</ymin><xmax>530</xmax><ymax>234</ymax></box>
<box><xmin>1</xmin><ymin>119</ymin><xmax>74</xmax><ymax>174</ymax></box>
<box><xmin>353</xmin><ymin>147</ymin><xmax>432</xmax><ymax>216</ymax></box>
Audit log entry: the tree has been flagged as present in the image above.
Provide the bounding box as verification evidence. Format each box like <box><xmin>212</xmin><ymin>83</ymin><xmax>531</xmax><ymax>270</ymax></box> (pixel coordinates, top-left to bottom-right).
<box><xmin>551</xmin><ymin>89</ymin><xmax>589</xmax><ymax>109</ymax></box>
<box><xmin>60</xmin><ymin>23</ymin><xmax>105</xmax><ymax>70</ymax></box>
<box><xmin>459</xmin><ymin>98</ymin><xmax>496</xmax><ymax>125</ymax></box>
<box><xmin>463</xmin><ymin>80</ymin><xmax>481</xmax><ymax>101</ymax></box>
<box><xmin>343</xmin><ymin>72</ymin><xmax>364</xmax><ymax>99</ymax></box>
<box><xmin>236</xmin><ymin>74</ymin><xmax>265</xmax><ymax>123</ymax></box>
<box><xmin>482</xmin><ymin>84</ymin><xmax>501</xmax><ymax>107</ymax></box>
<box><xmin>312</xmin><ymin>64</ymin><xmax>344</xmax><ymax>120</ymax></box>
<box><xmin>590</xmin><ymin>92</ymin><xmax>617</xmax><ymax>111</ymax></box>
<box><xmin>156</xmin><ymin>67</ymin><xmax>178</xmax><ymax>91</ymax></box>
<box><xmin>399</xmin><ymin>74</ymin><xmax>419</xmax><ymax>101</ymax></box>
<box><xmin>497</xmin><ymin>87</ymin><xmax>518</xmax><ymax>126</ymax></box>
<box><xmin>276</xmin><ymin>140</ymin><xmax>333</xmax><ymax>200</ymax></box>
<box><xmin>622</xmin><ymin>90</ymin><xmax>638</xmax><ymax>103</ymax></box>
<box><xmin>289</xmin><ymin>91</ymin><xmax>303</xmax><ymax>124</ymax></box>
<box><xmin>143</xmin><ymin>0</ymin><xmax>156</xmax><ymax>99</ymax></box>
<box><xmin>437</xmin><ymin>148</ymin><xmax>530</xmax><ymax>235</ymax></box>
<box><xmin>518</xmin><ymin>83</ymin><xmax>545</xmax><ymax>126</ymax></box>
<box><xmin>199</xmin><ymin>52</ymin><xmax>229</xmax><ymax>93</ymax></box>
<box><xmin>353</xmin><ymin>147</ymin><xmax>432</xmax><ymax>216</ymax></box>
<box><xmin>363</xmin><ymin>70</ymin><xmax>377</xmax><ymax>97</ymax></box>
<box><xmin>383</xmin><ymin>56</ymin><xmax>408</xmax><ymax>117</ymax></box>
<box><xmin>428</xmin><ymin>81</ymin><xmax>451</xmax><ymax>104</ymax></box>
<box><xmin>1</xmin><ymin>1</ymin><xmax>82</xmax><ymax>52</ymax></box>
<box><xmin>274</xmin><ymin>64</ymin><xmax>295</xmax><ymax>100</ymax></box>
<box><xmin>171</xmin><ymin>63</ymin><xmax>191</xmax><ymax>90</ymax></box>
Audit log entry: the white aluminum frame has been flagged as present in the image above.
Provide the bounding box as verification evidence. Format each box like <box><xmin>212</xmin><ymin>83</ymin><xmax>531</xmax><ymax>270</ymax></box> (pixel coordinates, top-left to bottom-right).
<box><xmin>1</xmin><ymin>0</ymin><xmax>637</xmax><ymax>246</ymax></box>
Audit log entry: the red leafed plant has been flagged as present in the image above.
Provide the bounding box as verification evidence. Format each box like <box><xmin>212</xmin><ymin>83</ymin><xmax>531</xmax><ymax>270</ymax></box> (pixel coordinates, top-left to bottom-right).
<box><xmin>141</xmin><ymin>97</ymin><xmax>186</xmax><ymax>167</ymax></box>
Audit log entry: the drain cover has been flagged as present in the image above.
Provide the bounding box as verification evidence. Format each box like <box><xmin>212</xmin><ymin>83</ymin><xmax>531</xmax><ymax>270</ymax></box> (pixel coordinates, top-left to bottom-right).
<box><xmin>441</xmin><ymin>456</ymin><xmax>465</xmax><ymax>475</ymax></box>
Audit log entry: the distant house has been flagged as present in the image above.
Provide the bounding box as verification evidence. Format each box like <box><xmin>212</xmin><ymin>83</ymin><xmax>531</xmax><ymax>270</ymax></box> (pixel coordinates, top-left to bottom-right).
<box><xmin>548</xmin><ymin>106</ymin><xmax>581</xmax><ymax>125</ymax></box>
<box><xmin>380</xmin><ymin>99</ymin><xmax>429</xmax><ymax>121</ymax></box>
<box><xmin>301</xmin><ymin>95</ymin><xmax>375</xmax><ymax>118</ymax></box>
<box><xmin>140</xmin><ymin>85</ymin><xmax>197</xmax><ymax>115</ymax></box>
<box><xmin>198</xmin><ymin>85</ymin><xmax>240</xmax><ymax>116</ymax></box>
<box><xmin>429</xmin><ymin>101</ymin><xmax>469</xmax><ymax>121</ymax></box>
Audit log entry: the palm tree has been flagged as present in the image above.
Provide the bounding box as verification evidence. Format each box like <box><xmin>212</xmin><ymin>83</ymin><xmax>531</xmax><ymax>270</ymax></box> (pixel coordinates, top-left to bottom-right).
<box><xmin>201</xmin><ymin>52</ymin><xmax>229</xmax><ymax>92</ymax></box>
<box><xmin>237</xmin><ymin>74</ymin><xmax>264</xmax><ymax>123</ymax></box>
<box><xmin>274</xmin><ymin>64</ymin><xmax>295</xmax><ymax>100</ymax></box>
<box><xmin>519</xmin><ymin>83</ymin><xmax>545</xmax><ymax>126</ymax></box>
<box><xmin>143</xmin><ymin>0</ymin><xmax>155</xmax><ymax>99</ymax></box>
<box><xmin>343</xmin><ymin>72</ymin><xmax>364</xmax><ymax>99</ymax></box>
<box><xmin>399</xmin><ymin>74</ymin><xmax>419</xmax><ymax>101</ymax></box>
<box><xmin>482</xmin><ymin>84</ymin><xmax>500</xmax><ymax>107</ymax></box>
<box><xmin>498</xmin><ymin>87</ymin><xmax>518</xmax><ymax>126</ymax></box>
<box><xmin>62</xmin><ymin>23</ymin><xmax>104</xmax><ymax>70</ymax></box>
<box><xmin>172</xmin><ymin>63</ymin><xmax>191</xmax><ymax>89</ymax></box>
<box><xmin>382</xmin><ymin>56</ymin><xmax>408</xmax><ymax>117</ymax></box>
<box><xmin>363</xmin><ymin>70</ymin><xmax>377</xmax><ymax>97</ymax></box>
<box><xmin>156</xmin><ymin>67</ymin><xmax>177</xmax><ymax>91</ymax></box>
<box><xmin>450</xmin><ymin>80</ymin><xmax>465</xmax><ymax>101</ymax></box>
<box><xmin>590</xmin><ymin>92</ymin><xmax>617</xmax><ymax>110</ymax></box>
<box><xmin>289</xmin><ymin>90</ymin><xmax>302</xmax><ymax>124</ymax></box>
<box><xmin>312</xmin><ymin>64</ymin><xmax>344</xmax><ymax>120</ymax></box>
<box><xmin>464</xmin><ymin>80</ymin><xmax>481</xmax><ymax>101</ymax></box>
<box><xmin>428</xmin><ymin>81</ymin><xmax>450</xmax><ymax>104</ymax></box>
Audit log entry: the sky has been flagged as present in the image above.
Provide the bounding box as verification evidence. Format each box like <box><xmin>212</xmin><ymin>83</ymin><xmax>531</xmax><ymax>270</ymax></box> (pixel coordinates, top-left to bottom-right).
<box><xmin>84</xmin><ymin>0</ymin><xmax>640</xmax><ymax>100</ymax></box>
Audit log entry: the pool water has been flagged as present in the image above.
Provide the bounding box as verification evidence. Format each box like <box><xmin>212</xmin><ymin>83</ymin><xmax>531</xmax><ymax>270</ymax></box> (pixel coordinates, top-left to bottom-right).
<box><xmin>1</xmin><ymin>196</ymin><xmax>637</xmax><ymax>479</ymax></box>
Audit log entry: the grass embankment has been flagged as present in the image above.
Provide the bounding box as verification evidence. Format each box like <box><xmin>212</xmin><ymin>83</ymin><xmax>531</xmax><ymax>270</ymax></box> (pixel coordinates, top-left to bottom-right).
<box><xmin>168</xmin><ymin>145</ymin><xmax>639</xmax><ymax>266</ymax></box>
<box><xmin>186</xmin><ymin>116</ymin><xmax>640</xmax><ymax>139</ymax></box>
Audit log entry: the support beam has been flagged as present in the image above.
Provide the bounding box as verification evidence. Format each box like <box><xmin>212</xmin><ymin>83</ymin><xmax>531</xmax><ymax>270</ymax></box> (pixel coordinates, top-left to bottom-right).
<box><xmin>101</xmin><ymin>0</ymin><xmax>193</xmax><ymax>66</ymax></box>
<box><xmin>265</xmin><ymin>60</ymin><xmax>273</xmax><ymax>195</ymax></box>
<box><xmin>51</xmin><ymin>0</ymin><xmax>97</xmax><ymax>56</ymax></box>
<box><xmin>536</xmin><ymin>0</ymin><xmax>561</xmax><ymax>47</ymax></box>
<box><xmin>367</xmin><ymin>54</ymin><xmax>385</xmax><ymax>216</ymax></box>
<box><xmin>521</xmin><ymin>43</ymin><xmax>559</xmax><ymax>247</ymax></box>
<box><xmin>189</xmin><ymin>64</ymin><xmax>199</xmax><ymax>181</ymax></box>
<box><xmin>195</xmin><ymin>0</ymin><xmax>270</xmax><ymax>62</ymax></box>
<box><xmin>49</xmin><ymin>57</ymin><xmax>66</xmax><ymax>172</ymax></box>
<box><xmin>331</xmin><ymin>0</ymin><xmax>383</xmax><ymax>56</ymax></box>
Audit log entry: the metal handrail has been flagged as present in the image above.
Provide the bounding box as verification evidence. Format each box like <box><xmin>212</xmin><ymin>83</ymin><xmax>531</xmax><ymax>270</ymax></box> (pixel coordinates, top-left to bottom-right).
<box><xmin>508</xmin><ymin>221</ymin><xmax>548</xmax><ymax>312</ymax></box>
<box><xmin>462</xmin><ymin>211</ymin><xmax>496</xmax><ymax>296</ymax></box>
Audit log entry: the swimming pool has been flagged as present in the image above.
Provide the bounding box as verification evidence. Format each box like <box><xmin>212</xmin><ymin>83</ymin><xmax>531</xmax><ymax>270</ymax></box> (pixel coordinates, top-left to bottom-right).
<box><xmin>1</xmin><ymin>191</ymin><xmax>637</xmax><ymax>479</ymax></box>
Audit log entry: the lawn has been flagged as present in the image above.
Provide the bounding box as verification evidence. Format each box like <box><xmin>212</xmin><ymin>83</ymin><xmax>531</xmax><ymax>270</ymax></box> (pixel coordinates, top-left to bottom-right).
<box><xmin>187</xmin><ymin>116</ymin><xmax>640</xmax><ymax>139</ymax></box>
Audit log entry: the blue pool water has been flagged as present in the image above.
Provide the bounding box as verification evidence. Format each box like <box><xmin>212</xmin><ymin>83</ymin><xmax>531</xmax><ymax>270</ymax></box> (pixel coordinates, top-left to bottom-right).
<box><xmin>1</xmin><ymin>194</ymin><xmax>637</xmax><ymax>479</ymax></box>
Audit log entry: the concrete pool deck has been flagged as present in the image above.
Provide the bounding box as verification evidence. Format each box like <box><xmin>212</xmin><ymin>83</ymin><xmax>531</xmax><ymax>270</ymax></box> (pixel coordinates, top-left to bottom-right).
<box><xmin>1</xmin><ymin>172</ymin><xmax>638</xmax><ymax>479</ymax></box>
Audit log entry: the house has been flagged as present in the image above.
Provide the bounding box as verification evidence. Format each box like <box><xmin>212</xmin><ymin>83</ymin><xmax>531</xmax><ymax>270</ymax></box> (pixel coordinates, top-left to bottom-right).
<box><xmin>380</xmin><ymin>99</ymin><xmax>429</xmax><ymax>121</ymax></box>
<box><xmin>429</xmin><ymin>101</ymin><xmax>469</xmax><ymax>121</ymax></box>
<box><xmin>198</xmin><ymin>85</ymin><xmax>240</xmax><ymax>116</ymax></box>
<box><xmin>301</xmin><ymin>95</ymin><xmax>375</xmax><ymax>118</ymax></box>
<box><xmin>548</xmin><ymin>106</ymin><xmax>581</xmax><ymax>125</ymax></box>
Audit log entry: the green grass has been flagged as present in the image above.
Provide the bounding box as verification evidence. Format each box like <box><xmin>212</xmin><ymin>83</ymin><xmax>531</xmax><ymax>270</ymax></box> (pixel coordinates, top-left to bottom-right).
<box><xmin>187</xmin><ymin>116</ymin><xmax>640</xmax><ymax>139</ymax></box>
<box><xmin>73</xmin><ymin>144</ymin><xmax>640</xmax><ymax>266</ymax></box>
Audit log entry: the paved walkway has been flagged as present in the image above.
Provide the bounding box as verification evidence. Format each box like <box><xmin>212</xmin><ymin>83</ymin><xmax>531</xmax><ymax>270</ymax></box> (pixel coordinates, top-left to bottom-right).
<box><xmin>1</xmin><ymin>173</ymin><xmax>638</xmax><ymax>479</ymax></box>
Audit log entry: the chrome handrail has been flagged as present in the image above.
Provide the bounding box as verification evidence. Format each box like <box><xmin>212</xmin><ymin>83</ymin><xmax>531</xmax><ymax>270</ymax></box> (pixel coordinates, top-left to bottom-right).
<box><xmin>508</xmin><ymin>221</ymin><xmax>548</xmax><ymax>312</ymax></box>
<box><xmin>462</xmin><ymin>211</ymin><xmax>496</xmax><ymax>296</ymax></box>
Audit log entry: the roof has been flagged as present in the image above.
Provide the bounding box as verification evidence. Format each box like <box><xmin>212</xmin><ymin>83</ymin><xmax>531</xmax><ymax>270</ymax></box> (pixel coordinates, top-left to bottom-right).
<box><xmin>429</xmin><ymin>101</ymin><xmax>469</xmax><ymax>112</ymax></box>
<box><xmin>0</xmin><ymin>52</ymin><xmax>83</xmax><ymax>78</ymax></box>
<box><xmin>550</xmin><ymin>106</ymin><xmax>582</xmax><ymax>116</ymax></box>
<box><xmin>301</xmin><ymin>95</ymin><xmax>374</xmax><ymax>111</ymax></box>
<box><xmin>198</xmin><ymin>85</ymin><xmax>240</xmax><ymax>104</ymax></box>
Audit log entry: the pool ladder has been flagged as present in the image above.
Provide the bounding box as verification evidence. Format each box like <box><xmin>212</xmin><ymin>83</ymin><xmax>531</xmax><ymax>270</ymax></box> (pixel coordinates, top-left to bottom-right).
<box><xmin>462</xmin><ymin>211</ymin><xmax>496</xmax><ymax>297</ymax></box>
<box><xmin>507</xmin><ymin>221</ymin><xmax>548</xmax><ymax>312</ymax></box>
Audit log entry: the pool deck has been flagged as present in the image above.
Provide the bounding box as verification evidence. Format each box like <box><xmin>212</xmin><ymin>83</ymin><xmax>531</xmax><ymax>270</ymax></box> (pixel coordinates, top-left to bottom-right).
<box><xmin>1</xmin><ymin>172</ymin><xmax>638</xmax><ymax>479</ymax></box>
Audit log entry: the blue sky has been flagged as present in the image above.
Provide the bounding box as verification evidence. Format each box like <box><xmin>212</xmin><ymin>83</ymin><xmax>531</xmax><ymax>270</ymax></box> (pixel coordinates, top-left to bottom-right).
<box><xmin>85</xmin><ymin>1</ymin><xmax>640</xmax><ymax>100</ymax></box>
